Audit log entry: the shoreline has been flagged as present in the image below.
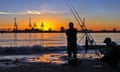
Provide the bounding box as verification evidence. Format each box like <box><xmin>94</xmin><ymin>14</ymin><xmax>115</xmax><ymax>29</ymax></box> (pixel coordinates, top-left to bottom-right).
<box><xmin>0</xmin><ymin>45</ymin><xmax>120</xmax><ymax>72</ymax></box>
<box><xmin>0</xmin><ymin>45</ymin><xmax>120</xmax><ymax>55</ymax></box>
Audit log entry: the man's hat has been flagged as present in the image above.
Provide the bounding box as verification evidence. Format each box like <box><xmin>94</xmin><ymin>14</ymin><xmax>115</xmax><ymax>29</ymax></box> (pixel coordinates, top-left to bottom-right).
<box><xmin>104</xmin><ymin>37</ymin><xmax>111</xmax><ymax>43</ymax></box>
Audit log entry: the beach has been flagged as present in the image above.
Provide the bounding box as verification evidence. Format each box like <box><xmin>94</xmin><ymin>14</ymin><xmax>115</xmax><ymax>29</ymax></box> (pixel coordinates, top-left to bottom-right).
<box><xmin>0</xmin><ymin>45</ymin><xmax>120</xmax><ymax>72</ymax></box>
<box><xmin>0</xmin><ymin>33</ymin><xmax>120</xmax><ymax>72</ymax></box>
<box><xmin>0</xmin><ymin>59</ymin><xmax>120</xmax><ymax>72</ymax></box>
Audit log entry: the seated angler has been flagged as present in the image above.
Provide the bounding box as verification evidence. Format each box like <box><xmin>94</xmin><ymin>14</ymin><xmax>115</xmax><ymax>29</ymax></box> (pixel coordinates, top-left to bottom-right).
<box><xmin>101</xmin><ymin>37</ymin><xmax>120</xmax><ymax>68</ymax></box>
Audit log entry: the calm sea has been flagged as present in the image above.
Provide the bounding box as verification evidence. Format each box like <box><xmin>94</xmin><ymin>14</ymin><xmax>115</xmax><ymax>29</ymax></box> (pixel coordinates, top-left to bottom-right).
<box><xmin>0</xmin><ymin>33</ymin><xmax>120</xmax><ymax>64</ymax></box>
<box><xmin>0</xmin><ymin>33</ymin><xmax>120</xmax><ymax>47</ymax></box>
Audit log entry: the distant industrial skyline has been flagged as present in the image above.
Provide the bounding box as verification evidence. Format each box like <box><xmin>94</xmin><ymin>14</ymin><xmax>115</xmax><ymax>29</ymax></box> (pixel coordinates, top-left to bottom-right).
<box><xmin>0</xmin><ymin>0</ymin><xmax>120</xmax><ymax>31</ymax></box>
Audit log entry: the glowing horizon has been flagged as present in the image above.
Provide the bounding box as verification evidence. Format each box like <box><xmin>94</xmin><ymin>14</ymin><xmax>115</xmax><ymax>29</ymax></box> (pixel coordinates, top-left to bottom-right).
<box><xmin>0</xmin><ymin>0</ymin><xmax>120</xmax><ymax>31</ymax></box>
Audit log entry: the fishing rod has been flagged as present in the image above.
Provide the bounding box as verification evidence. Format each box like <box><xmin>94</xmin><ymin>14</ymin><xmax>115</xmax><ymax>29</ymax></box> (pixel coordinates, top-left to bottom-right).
<box><xmin>64</xmin><ymin>0</ymin><xmax>101</xmax><ymax>56</ymax></box>
<box><xmin>64</xmin><ymin>0</ymin><xmax>93</xmax><ymax>42</ymax></box>
<box><xmin>69</xmin><ymin>0</ymin><xmax>95</xmax><ymax>43</ymax></box>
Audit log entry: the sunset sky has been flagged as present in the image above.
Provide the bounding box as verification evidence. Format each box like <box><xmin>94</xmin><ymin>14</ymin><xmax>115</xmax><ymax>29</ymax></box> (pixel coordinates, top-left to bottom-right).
<box><xmin>0</xmin><ymin>0</ymin><xmax>120</xmax><ymax>31</ymax></box>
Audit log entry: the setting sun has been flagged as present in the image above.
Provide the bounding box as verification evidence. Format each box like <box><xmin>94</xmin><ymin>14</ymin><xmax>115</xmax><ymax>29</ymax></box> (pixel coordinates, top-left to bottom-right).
<box><xmin>35</xmin><ymin>21</ymin><xmax>56</xmax><ymax>31</ymax></box>
<box><xmin>42</xmin><ymin>22</ymin><xmax>52</xmax><ymax>31</ymax></box>
<box><xmin>0</xmin><ymin>0</ymin><xmax>120</xmax><ymax>31</ymax></box>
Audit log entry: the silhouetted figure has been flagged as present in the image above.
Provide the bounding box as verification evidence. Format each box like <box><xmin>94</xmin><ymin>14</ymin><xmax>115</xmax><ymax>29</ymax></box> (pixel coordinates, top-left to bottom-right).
<box><xmin>101</xmin><ymin>37</ymin><xmax>120</xmax><ymax>68</ymax></box>
<box><xmin>66</xmin><ymin>22</ymin><xmax>77</xmax><ymax>61</ymax></box>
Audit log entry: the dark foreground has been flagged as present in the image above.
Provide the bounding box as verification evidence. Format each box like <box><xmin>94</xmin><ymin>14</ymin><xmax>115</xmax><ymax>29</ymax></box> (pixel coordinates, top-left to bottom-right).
<box><xmin>0</xmin><ymin>59</ymin><xmax>120</xmax><ymax>72</ymax></box>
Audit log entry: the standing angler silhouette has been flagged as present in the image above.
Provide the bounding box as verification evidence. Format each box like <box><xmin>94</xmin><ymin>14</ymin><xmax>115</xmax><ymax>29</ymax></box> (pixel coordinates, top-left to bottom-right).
<box><xmin>66</xmin><ymin>22</ymin><xmax>78</xmax><ymax>60</ymax></box>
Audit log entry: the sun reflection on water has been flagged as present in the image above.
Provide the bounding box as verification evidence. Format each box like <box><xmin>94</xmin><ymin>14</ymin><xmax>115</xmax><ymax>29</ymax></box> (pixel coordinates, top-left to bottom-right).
<box><xmin>27</xmin><ymin>53</ymin><xmax>103</xmax><ymax>64</ymax></box>
<box><xmin>28</xmin><ymin>53</ymin><xmax>68</xmax><ymax>64</ymax></box>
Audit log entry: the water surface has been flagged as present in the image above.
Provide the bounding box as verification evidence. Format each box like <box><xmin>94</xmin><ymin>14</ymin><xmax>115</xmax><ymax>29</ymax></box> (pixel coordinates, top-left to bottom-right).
<box><xmin>0</xmin><ymin>33</ymin><xmax>120</xmax><ymax>47</ymax></box>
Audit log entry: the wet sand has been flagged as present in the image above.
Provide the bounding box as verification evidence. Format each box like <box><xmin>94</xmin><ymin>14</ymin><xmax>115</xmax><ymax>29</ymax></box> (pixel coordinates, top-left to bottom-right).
<box><xmin>0</xmin><ymin>59</ymin><xmax>120</xmax><ymax>72</ymax></box>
